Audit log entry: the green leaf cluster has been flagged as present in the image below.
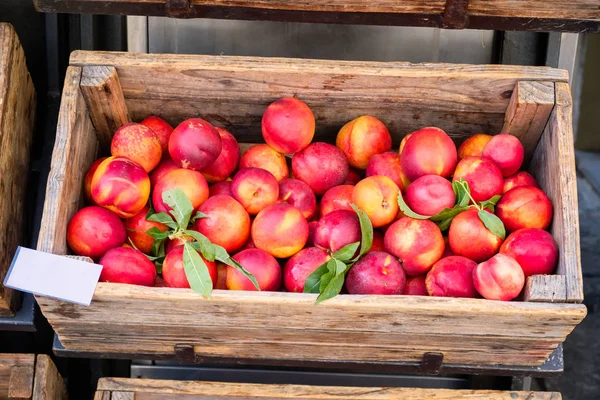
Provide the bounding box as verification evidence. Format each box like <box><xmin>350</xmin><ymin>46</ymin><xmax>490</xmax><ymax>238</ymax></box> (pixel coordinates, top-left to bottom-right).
<box><xmin>303</xmin><ymin>204</ymin><xmax>374</xmax><ymax>304</ymax></box>
<box><xmin>145</xmin><ymin>188</ymin><xmax>259</xmax><ymax>298</ymax></box>
<box><xmin>397</xmin><ymin>178</ymin><xmax>505</xmax><ymax>239</ymax></box>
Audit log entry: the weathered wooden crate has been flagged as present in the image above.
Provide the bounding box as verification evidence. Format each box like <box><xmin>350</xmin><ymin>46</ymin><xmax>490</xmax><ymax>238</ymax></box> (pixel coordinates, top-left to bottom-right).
<box><xmin>37</xmin><ymin>51</ymin><xmax>587</xmax><ymax>368</ymax></box>
<box><xmin>94</xmin><ymin>378</ymin><xmax>562</xmax><ymax>400</ymax></box>
<box><xmin>0</xmin><ymin>354</ymin><xmax>67</xmax><ymax>400</ymax></box>
<box><xmin>0</xmin><ymin>23</ymin><xmax>36</xmax><ymax>317</ymax></box>
<box><xmin>32</xmin><ymin>0</ymin><xmax>600</xmax><ymax>33</ymax></box>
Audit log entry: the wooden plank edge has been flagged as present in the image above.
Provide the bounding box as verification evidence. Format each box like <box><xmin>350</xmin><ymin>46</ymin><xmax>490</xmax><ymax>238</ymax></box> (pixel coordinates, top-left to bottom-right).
<box><xmin>97</xmin><ymin>378</ymin><xmax>562</xmax><ymax>399</ymax></box>
<box><xmin>67</xmin><ymin>51</ymin><xmax>569</xmax><ymax>82</ymax></box>
<box><xmin>31</xmin><ymin>1</ymin><xmax>600</xmax><ymax>33</ymax></box>
<box><xmin>524</xmin><ymin>275</ymin><xmax>567</xmax><ymax>302</ymax></box>
<box><xmin>555</xmin><ymin>82</ymin><xmax>583</xmax><ymax>303</ymax></box>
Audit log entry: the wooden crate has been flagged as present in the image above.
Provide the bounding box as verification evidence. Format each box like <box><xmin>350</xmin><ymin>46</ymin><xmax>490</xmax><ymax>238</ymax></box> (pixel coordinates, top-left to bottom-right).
<box><xmin>94</xmin><ymin>378</ymin><xmax>562</xmax><ymax>400</ymax></box>
<box><xmin>36</xmin><ymin>51</ymin><xmax>587</xmax><ymax>368</ymax></box>
<box><xmin>32</xmin><ymin>0</ymin><xmax>600</xmax><ymax>33</ymax></box>
<box><xmin>0</xmin><ymin>354</ymin><xmax>67</xmax><ymax>400</ymax></box>
<box><xmin>0</xmin><ymin>23</ymin><xmax>36</xmax><ymax>317</ymax></box>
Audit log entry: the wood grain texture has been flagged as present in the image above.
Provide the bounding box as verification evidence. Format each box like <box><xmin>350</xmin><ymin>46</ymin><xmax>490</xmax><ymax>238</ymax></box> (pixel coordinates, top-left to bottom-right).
<box><xmin>69</xmin><ymin>52</ymin><xmax>568</xmax><ymax>152</ymax></box>
<box><xmin>0</xmin><ymin>23</ymin><xmax>36</xmax><ymax>316</ymax></box>
<box><xmin>501</xmin><ymin>80</ymin><xmax>555</xmax><ymax>159</ymax></box>
<box><xmin>530</xmin><ymin>82</ymin><xmax>583</xmax><ymax>303</ymax></box>
<box><xmin>0</xmin><ymin>354</ymin><xmax>35</xmax><ymax>397</ymax></box>
<box><xmin>111</xmin><ymin>392</ymin><xmax>135</xmax><ymax>400</ymax></box>
<box><xmin>37</xmin><ymin>284</ymin><xmax>586</xmax><ymax>366</ymax></box>
<box><xmin>32</xmin><ymin>0</ymin><xmax>599</xmax><ymax>33</ymax></box>
<box><xmin>470</xmin><ymin>0</ymin><xmax>600</xmax><ymax>20</ymax></box>
<box><xmin>32</xmin><ymin>355</ymin><xmax>67</xmax><ymax>400</ymax></box>
<box><xmin>8</xmin><ymin>365</ymin><xmax>34</xmax><ymax>399</ymax></box>
<box><xmin>97</xmin><ymin>378</ymin><xmax>562</xmax><ymax>399</ymax></box>
<box><xmin>81</xmin><ymin>65</ymin><xmax>130</xmax><ymax>152</ymax></box>
<box><xmin>524</xmin><ymin>275</ymin><xmax>567</xmax><ymax>303</ymax></box>
<box><xmin>36</xmin><ymin>66</ymin><xmax>98</xmax><ymax>256</ymax></box>
<box><xmin>94</xmin><ymin>392</ymin><xmax>111</xmax><ymax>400</ymax></box>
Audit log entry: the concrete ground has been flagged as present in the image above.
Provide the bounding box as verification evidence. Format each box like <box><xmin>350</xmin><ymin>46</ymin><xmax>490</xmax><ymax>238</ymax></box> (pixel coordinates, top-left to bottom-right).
<box><xmin>544</xmin><ymin>151</ymin><xmax>600</xmax><ymax>399</ymax></box>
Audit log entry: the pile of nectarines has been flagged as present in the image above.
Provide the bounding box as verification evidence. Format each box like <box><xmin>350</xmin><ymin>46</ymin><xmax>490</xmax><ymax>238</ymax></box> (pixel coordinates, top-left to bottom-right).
<box><xmin>66</xmin><ymin>97</ymin><xmax>558</xmax><ymax>302</ymax></box>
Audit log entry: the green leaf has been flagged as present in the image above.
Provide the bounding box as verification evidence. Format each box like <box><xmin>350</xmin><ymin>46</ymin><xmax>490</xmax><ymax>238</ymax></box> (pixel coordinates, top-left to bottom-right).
<box><xmin>333</xmin><ymin>242</ymin><xmax>359</xmax><ymax>262</ymax></box>
<box><xmin>191</xmin><ymin>211</ymin><xmax>208</xmax><ymax>223</ymax></box>
<box><xmin>351</xmin><ymin>204</ymin><xmax>374</xmax><ymax>261</ymax></box>
<box><xmin>146</xmin><ymin>205</ymin><xmax>155</xmax><ymax>219</ymax></box>
<box><xmin>316</xmin><ymin>273</ymin><xmax>345</xmax><ymax>304</ymax></box>
<box><xmin>146</xmin><ymin>227</ymin><xmax>171</xmax><ymax>240</ymax></box>
<box><xmin>155</xmin><ymin>261</ymin><xmax>163</xmax><ymax>274</ymax></box>
<box><xmin>152</xmin><ymin>237</ymin><xmax>166</xmax><ymax>258</ymax></box>
<box><xmin>182</xmin><ymin>241</ymin><xmax>213</xmax><ymax>298</ymax></box>
<box><xmin>213</xmin><ymin>244</ymin><xmax>260</xmax><ymax>290</ymax></box>
<box><xmin>319</xmin><ymin>259</ymin><xmax>337</xmax><ymax>292</ymax></box>
<box><xmin>184</xmin><ymin>230</ymin><xmax>216</xmax><ymax>262</ymax></box>
<box><xmin>303</xmin><ymin>262</ymin><xmax>330</xmax><ymax>294</ymax></box>
<box><xmin>429</xmin><ymin>205</ymin><xmax>470</xmax><ymax>222</ymax></box>
<box><xmin>479</xmin><ymin>195</ymin><xmax>502</xmax><ymax>212</ymax></box>
<box><xmin>147</xmin><ymin>212</ymin><xmax>178</xmax><ymax>230</ymax></box>
<box><xmin>334</xmin><ymin>259</ymin><xmax>347</xmax><ymax>275</ymax></box>
<box><xmin>163</xmin><ymin>189</ymin><xmax>194</xmax><ymax>229</ymax></box>
<box><xmin>477</xmin><ymin>210</ymin><xmax>506</xmax><ymax>240</ymax></box>
<box><xmin>452</xmin><ymin>179</ymin><xmax>472</xmax><ymax>207</ymax></box>
<box><xmin>397</xmin><ymin>191</ymin><xmax>431</xmax><ymax>219</ymax></box>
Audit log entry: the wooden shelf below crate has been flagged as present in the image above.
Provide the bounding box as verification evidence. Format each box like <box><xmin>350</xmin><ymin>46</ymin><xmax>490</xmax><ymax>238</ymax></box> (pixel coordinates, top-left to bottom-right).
<box><xmin>33</xmin><ymin>0</ymin><xmax>600</xmax><ymax>33</ymax></box>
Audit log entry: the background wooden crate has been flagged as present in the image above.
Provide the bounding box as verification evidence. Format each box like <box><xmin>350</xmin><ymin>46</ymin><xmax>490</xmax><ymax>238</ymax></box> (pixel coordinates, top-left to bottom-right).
<box><xmin>94</xmin><ymin>378</ymin><xmax>562</xmax><ymax>399</ymax></box>
<box><xmin>0</xmin><ymin>23</ymin><xmax>36</xmax><ymax>317</ymax></box>
<box><xmin>32</xmin><ymin>0</ymin><xmax>600</xmax><ymax>33</ymax></box>
<box><xmin>36</xmin><ymin>51</ymin><xmax>586</xmax><ymax>367</ymax></box>
<box><xmin>0</xmin><ymin>354</ymin><xmax>67</xmax><ymax>400</ymax></box>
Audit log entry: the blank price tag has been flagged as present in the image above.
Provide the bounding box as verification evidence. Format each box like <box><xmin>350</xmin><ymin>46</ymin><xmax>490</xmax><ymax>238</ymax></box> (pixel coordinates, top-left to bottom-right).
<box><xmin>4</xmin><ymin>247</ymin><xmax>102</xmax><ymax>306</ymax></box>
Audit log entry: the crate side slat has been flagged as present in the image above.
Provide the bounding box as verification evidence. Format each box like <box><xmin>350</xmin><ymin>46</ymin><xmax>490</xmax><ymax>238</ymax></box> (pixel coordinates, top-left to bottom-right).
<box><xmin>37</xmin><ymin>284</ymin><xmax>586</xmax><ymax>366</ymax></box>
<box><xmin>68</xmin><ymin>52</ymin><xmax>568</xmax><ymax>152</ymax></box>
<box><xmin>53</xmin><ymin>323</ymin><xmax>560</xmax><ymax>366</ymax></box>
<box><xmin>36</xmin><ymin>66</ymin><xmax>98</xmax><ymax>255</ymax></box>
<box><xmin>0</xmin><ymin>23</ymin><xmax>36</xmax><ymax>316</ymax></box>
<box><xmin>97</xmin><ymin>378</ymin><xmax>562</xmax><ymax>399</ymax></box>
<box><xmin>530</xmin><ymin>82</ymin><xmax>583</xmax><ymax>303</ymax></box>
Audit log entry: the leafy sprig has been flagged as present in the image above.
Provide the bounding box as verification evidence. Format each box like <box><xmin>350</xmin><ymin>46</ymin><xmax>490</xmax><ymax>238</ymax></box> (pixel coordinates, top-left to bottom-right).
<box><xmin>303</xmin><ymin>204</ymin><xmax>373</xmax><ymax>304</ymax></box>
<box><xmin>397</xmin><ymin>179</ymin><xmax>505</xmax><ymax>239</ymax></box>
<box><xmin>146</xmin><ymin>188</ymin><xmax>259</xmax><ymax>297</ymax></box>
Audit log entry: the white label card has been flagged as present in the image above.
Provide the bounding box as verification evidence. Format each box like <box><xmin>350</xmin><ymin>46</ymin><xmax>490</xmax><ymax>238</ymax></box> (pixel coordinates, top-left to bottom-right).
<box><xmin>4</xmin><ymin>247</ymin><xmax>103</xmax><ymax>306</ymax></box>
